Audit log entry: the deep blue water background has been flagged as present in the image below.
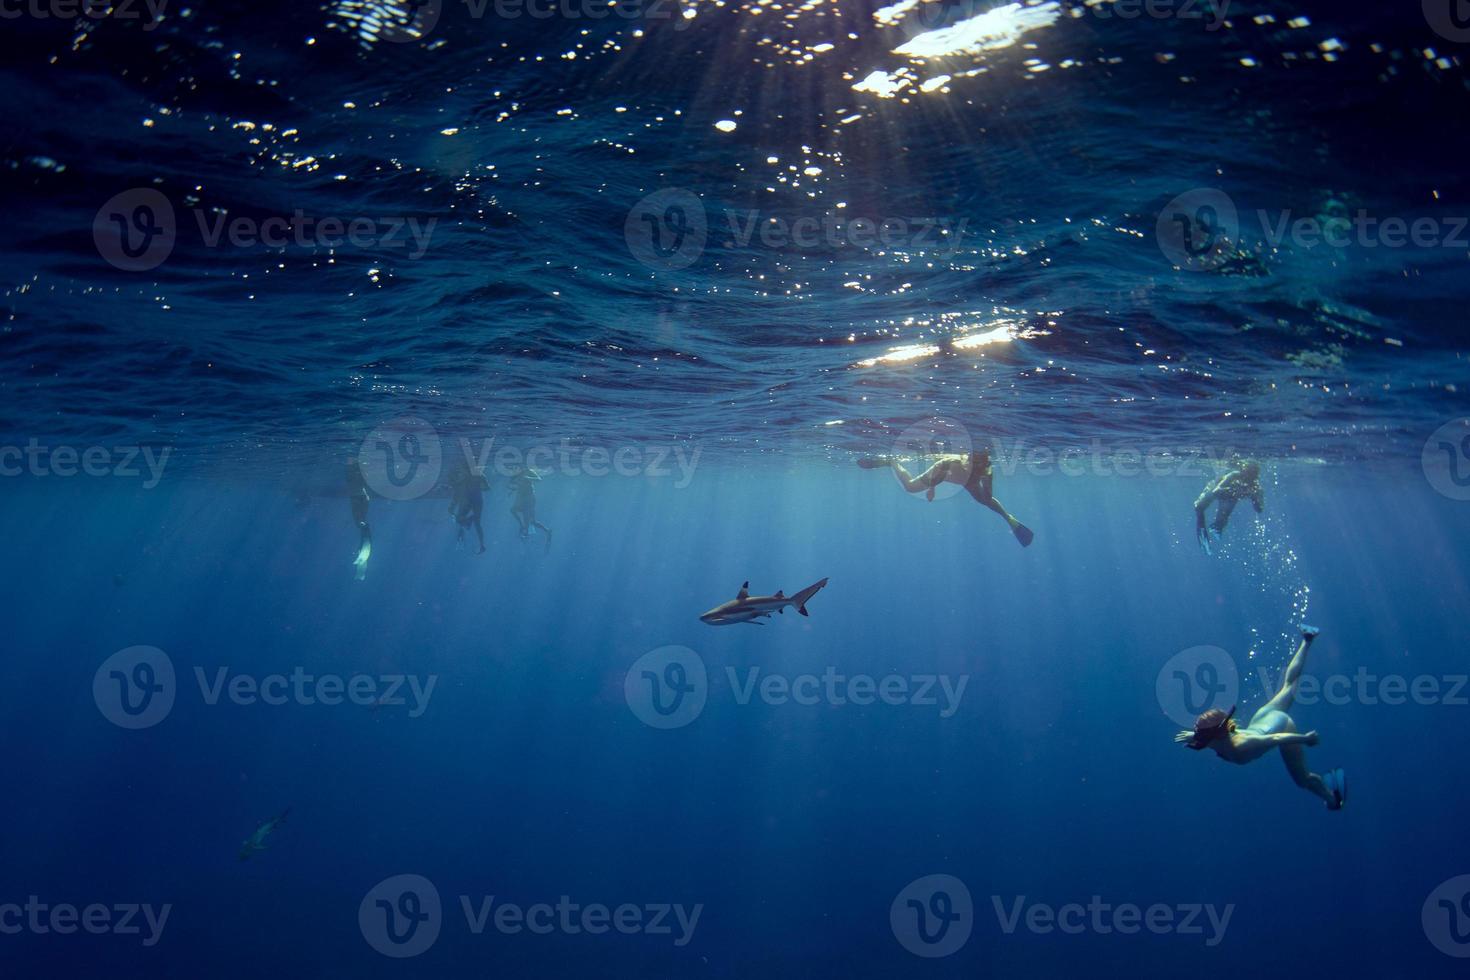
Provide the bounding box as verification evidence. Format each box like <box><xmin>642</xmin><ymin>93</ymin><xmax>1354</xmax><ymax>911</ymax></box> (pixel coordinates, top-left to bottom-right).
<box><xmin>1</xmin><ymin>468</ymin><xmax>1468</xmax><ymax>976</ymax></box>
<box><xmin>3</xmin><ymin>0</ymin><xmax>1470</xmax><ymax>975</ymax></box>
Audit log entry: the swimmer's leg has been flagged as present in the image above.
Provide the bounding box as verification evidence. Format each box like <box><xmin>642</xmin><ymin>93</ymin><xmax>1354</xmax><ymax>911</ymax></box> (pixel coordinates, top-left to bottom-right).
<box><xmin>1280</xmin><ymin>743</ymin><xmax>1336</xmax><ymax>807</ymax></box>
<box><xmin>1210</xmin><ymin>497</ymin><xmax>1238</xmax><ymax>535</ymax></box>
<box><xmin>533</xmin><ymin>521</ymin><xmax>552</xmax><ymax>552</ymax></box>
<box><xmin>892</xmin><ymin>461</ymin><xmax>947</xmax><ymax>495</ymax></box>
<box><xmin>856</xmin><ymin>456</ymin><xmax>947</xmax><ymax>493</ymax></box>
<box><xmin>1253</xmin><ymin>626</ymin><xmax>1318</xmax><ymax>722</ymax></box>
<box><xmin>473</xmin><ymin>517</ymin><xmax>485</xmax><ymax>554</ymax></box>
<box><xmin>969</xmin><ymin>487</ymin><xmax>1034</xmax><ymax>547</ymax></box>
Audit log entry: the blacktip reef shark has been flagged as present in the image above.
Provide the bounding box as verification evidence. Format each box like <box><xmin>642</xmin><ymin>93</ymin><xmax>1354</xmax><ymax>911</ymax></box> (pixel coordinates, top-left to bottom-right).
<box><xmin>238</xmin><ymin>807</ymin><xmax>291</xmax><ymax>861</ymax></box>
<box><xmin>699</xmin><ymin>578</ymin><xmax>829</xmax><ymax>626</ymax></box>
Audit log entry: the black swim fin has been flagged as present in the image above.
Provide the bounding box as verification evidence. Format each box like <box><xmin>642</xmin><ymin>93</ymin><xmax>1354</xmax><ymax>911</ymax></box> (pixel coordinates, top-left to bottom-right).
<box><xmin>1011</xmin><ymin>522</ymin><xmax>1034</xmax><ymax>548</ymax></box>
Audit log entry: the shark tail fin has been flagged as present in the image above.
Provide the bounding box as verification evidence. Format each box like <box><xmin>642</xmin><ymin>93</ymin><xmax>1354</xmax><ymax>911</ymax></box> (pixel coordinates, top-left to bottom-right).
<box><xmin>793</xmin><ymin>577</ymin><xmax>829</xmax><ymax>617</ymax></box>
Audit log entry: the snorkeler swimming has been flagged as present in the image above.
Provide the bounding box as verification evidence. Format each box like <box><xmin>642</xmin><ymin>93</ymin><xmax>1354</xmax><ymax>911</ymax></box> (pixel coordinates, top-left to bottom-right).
<box><xmin>448</xmin><ymin>464</ymin><xmax>489</xmax><ymax>554</ymax></box>
<box><xmin>238</xmin><ymin>807</ymin><xmax>291</xmax><ymax>861</ymax></box>
<box><xmin>508</xmin><ymin>467</ymin><xmax>552</xmax><ymax>552</ymax></box>
<box><xmin>856</xmin><ymin>448</ymin><xmax>1034</xmax><ymax>547</ymax></box>
<box><xmin>1176</xmin><ymin>626</ymin><xmax>1346</xmax><ymax>811</ymax></box>
<box><xmin>1194</xmin><ymin>460</ymin><xmax>1264</xmax><ymax>554</ymax></box>
<box><xmin>347</xmin><ymin>459</ymin><xmax>372</xmax><ymax>581</ymax></box>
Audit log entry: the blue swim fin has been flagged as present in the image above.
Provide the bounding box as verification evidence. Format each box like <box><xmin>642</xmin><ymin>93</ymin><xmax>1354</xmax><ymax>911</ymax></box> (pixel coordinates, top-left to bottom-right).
<box><xmin>1326</xmin><ymin>768</ymin><xmax>1346</xmax><ymax>811</ymax></box>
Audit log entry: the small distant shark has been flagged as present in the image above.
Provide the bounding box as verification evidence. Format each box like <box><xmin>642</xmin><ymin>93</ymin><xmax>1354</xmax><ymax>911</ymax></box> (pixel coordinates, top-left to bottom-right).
<box><xmin>699</xmin><ymin>578</ymin><xmax>829</xmax><ymax>626</ymax></box>
<box><xmin>239</xmin><ymin>807</ymin><xmax>291</xmax><ymax>861</ymax></box>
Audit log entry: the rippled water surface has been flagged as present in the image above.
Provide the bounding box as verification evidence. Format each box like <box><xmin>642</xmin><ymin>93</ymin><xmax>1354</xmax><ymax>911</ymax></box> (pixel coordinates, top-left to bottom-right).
<box><xmin>3</xmin><ymin>1</ymin><xmax>1467</xmax><ymax>473</ymax></box>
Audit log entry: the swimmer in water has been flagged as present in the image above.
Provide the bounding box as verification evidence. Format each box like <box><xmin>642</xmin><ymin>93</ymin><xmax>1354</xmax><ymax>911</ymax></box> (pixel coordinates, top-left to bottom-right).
<box><xmin>347</xmin><ymin>459</ymin><xmax>372</xmax><ymax>581</ymax></box>
<box><xmin>447</xmin><ymin>463</ymin><xmax>488</xmax><ymax>554</ymax></box>
<box><xmin>508</xmin><ymin>466</ymin><xmax>552</xmax><ymax>552</ymax></box>
<box><xmin>1194</xmin><ymin>460</ymin><xmax>1264</xmax><ymax>554</ymax></box>
<box><xmin>856</xmin><ymin>448</ymin><xmax>1034</xmax><ymax>547</ymax></box>
<box><xmin>1176</xmin><ymin>625</ymin><xmax>1346</xmax><ymax>811</ymax></box>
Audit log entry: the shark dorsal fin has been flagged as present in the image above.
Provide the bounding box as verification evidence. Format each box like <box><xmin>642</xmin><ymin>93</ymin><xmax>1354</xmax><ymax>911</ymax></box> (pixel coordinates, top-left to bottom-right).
<box><xmin>737</xmin><ymin>581</ymin><xmax>749</xmax><ymax>601</ymax></box>
<box><xmin>775</xmin><ymin>590</ymin><xmax>784</xmax><ymax>598</ymax></box>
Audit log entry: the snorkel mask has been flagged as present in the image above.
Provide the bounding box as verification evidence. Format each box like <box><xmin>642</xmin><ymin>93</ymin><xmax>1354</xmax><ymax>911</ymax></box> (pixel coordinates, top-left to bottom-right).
<box><xmin>1174</xmin><ymin>705</ymin><xmax>1236</xmax><ymax>750</ymax></box>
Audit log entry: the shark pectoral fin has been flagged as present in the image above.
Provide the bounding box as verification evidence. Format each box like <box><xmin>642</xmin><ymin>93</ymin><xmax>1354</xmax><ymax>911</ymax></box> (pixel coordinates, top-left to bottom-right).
<box><xmin>737</xmin><ymin>581</ymin><xmax>749</xmax><ymax>601</ymax></box>
<box><xmin>798</xmin><ymin>606</ymin><xmax>809</xmax><ymax>617</ymax></box>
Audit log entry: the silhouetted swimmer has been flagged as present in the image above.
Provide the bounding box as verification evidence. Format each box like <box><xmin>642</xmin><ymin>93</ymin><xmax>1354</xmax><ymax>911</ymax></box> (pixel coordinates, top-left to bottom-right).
<box><xmin>1176</xmin><ymin>626</ymin><xmax>1345</xmax><ymax>811</ymax></box>
<box><xmin>856</xmin><ymin>449</ymin><xmax>1033</xmax><ymax>547</ymax></box>
<box><xmin>1194</xmin><ymin>459</ymin><xmax>1264</xmax><ymax>554</ymax></box>
<box><xmin>347</xmin><ymin>459</ymin><xmax>372</xmax><ymax>581</ymax></box>
<box><xmin>448</xmin><ymin>464</ymin><xmax>489</xmax><ymax>554</ymax></box>
<box><xmin>508</xmin><ymin>467</ymin><xmax>552</xmax><ymax>552</ymax></box>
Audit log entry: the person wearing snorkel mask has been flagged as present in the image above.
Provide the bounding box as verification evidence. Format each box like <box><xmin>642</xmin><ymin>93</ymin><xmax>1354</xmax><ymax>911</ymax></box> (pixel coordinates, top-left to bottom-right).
<box><xmin>856</xmin><ymin>448</ymin><xmax>1034</xmax><ymax>547</ymax></box>
<box><xmin>1194</xmin><ymin>459</ymin><xmax>1265</xmax><ymax>554</ymax></box>
<box><xmin>1176</xmin><ymin>625</ymin><xmax>1346</xmax><ymax>810</ymax></box>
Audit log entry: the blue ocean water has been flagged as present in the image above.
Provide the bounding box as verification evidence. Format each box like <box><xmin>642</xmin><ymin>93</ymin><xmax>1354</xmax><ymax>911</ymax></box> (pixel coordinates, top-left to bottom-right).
<box><xmin>3</xmin><ymin>0</ymin><xmax>1470</xmax><ymax>975</ymax></box>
